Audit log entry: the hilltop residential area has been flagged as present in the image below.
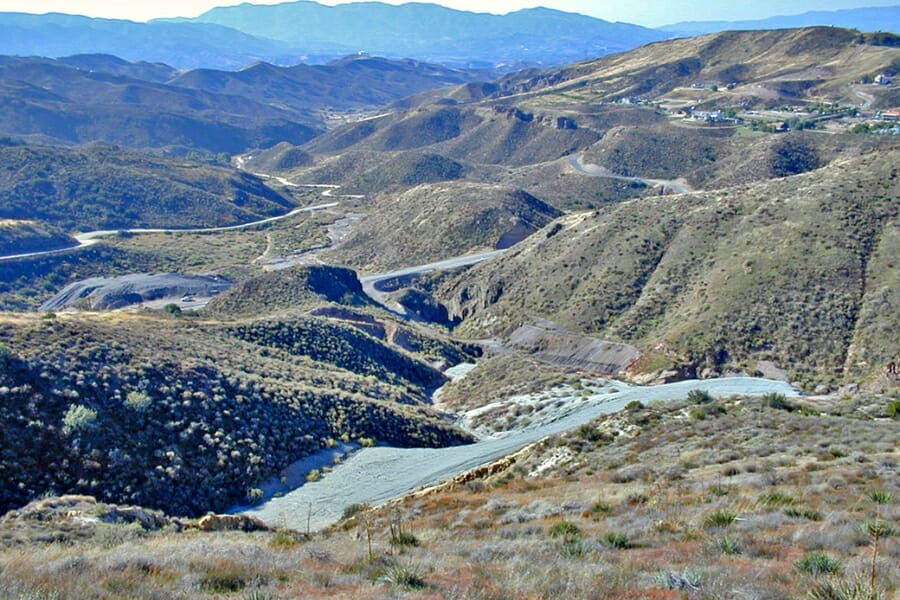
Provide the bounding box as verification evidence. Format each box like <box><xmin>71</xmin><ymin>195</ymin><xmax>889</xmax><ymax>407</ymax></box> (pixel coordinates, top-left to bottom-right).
<box><xmin>0</xmin><ymin>2</ymin><xmax>897</xmax><ymax>599</ymax></box>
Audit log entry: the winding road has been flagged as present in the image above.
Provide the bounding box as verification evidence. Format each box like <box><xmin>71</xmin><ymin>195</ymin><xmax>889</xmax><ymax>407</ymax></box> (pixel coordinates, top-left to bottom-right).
<box><xmin>358</xmin><ymin>249</ymin><xmax>508</xmax><ymax>308</ymax></box>
<box><xmin>0</xmin><ymin>202</ymin><xmax>338</xmax><ymax>263</ymax></box>
<box><xmin>238</xmin><ymin>376</ymin><xmax>799</xmax><ymax>531</ymax></box>
<box><xmin>570</xmin><ymin>154</ymin><xmax>695</xmax><ymax>194</ymax></box>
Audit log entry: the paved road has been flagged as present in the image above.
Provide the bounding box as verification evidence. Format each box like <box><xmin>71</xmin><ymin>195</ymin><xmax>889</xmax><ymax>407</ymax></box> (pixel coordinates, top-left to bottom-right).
<box><xmin>0</xmin><ymin>203</ymin><xmax>338</xmax><ymax>263</ymax></box>
<box><xmin>570</xmin><ymin>154</ymin><xmax>695</xmax><ymax>195</ymax></box>
<box><xmin>238</xmin><ymin>376</ymin><xmax>799</xmax><ymax>530</ymax></box>
<box><xmin>358</xmin><ymin>249</ymin><xmax>508</xmax><ymax>307</ymax></box>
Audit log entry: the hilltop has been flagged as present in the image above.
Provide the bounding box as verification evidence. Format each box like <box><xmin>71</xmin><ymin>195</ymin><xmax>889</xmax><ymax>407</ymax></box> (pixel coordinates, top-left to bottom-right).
<box><xmin>327</xmin><ymin>183</ymin><xmax>562</xmax><ymax>271</ymax></box>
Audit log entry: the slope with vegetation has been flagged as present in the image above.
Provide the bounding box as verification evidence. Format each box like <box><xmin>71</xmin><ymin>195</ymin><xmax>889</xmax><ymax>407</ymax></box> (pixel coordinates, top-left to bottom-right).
<box><xmin>0</xmin><ymin>144</ymin><xmax>296</xmax><ymax>231</ymax></box>
<box><xmin>0</xmin><ymin>219</ymin><xmax>75</xmax><ymax>256</ymax></box>
<box><xmin>0</xmin><ymin>305</ymin><xmax>474</xmax><ymax>518</ymax></box>
<box><xmin>491</xmin><ymin>27</ymin><xmax>900</xmax><ymax>109</ymax></box>
<box><xmin>327</xmin><ymin>182</ymin><xmax>562</xmax><ymax>271</ymax></box>
<box><xmin>0</xmin><ymin>391</ymin><xmax>895</xmax><ymax>599</ymax></box>
<box><xmin>439</xmin><ymin>149</ymin><xmax>900</xmax><ymax>388</ymax></box>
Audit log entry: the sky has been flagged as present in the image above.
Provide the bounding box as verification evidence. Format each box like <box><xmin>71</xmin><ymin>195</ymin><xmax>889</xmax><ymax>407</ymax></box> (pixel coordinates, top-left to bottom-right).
<box><xmin>0</xmin><ymin>0</ymin><xmax>896</xmax><ymax>26</ymax></box>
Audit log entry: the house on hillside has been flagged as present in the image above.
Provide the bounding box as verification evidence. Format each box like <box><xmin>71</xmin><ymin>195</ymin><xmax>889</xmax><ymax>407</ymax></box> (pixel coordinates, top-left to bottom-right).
<box><xmin>773</xmin><ymin>121</ymin><xmax>790</xmax><ymax>132</ymax></box>
<box><xmin>875</xmin><ymin>73</ymin><xmax>892</xmax><ymax>85</ymax></box>
<box><xmin>693</xmin><ymin>110</ymin><xmax>725</xmax><ymax>123</ymax></box>
<box><xmin>878</xmin><ymin>108</ymin><xmax>900</xmax><ymax>122</ymax></box>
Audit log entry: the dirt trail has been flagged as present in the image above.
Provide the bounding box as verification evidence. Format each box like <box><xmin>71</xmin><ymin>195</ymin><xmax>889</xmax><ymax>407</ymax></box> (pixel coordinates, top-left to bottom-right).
<box><xmin>570</xmin><ymin>154</ymin><xmax>695</xmax><ymax>194</ymax></box>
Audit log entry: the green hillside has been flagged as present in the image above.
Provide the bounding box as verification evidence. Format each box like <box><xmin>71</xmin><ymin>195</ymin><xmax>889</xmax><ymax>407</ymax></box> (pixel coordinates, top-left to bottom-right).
<box><xmin>440</xmin><ymin>149</ymin><xmax>900</xmax><ymax>388</ymax></box>
<box><xmin>0</xmin><ymin>145</ymin><xmax>295</xmax><ymax>231</ymax></box>
<box><xmin>0</xmin><ymin>310</ymin><xmax>472</xmax><ymax>517</ymax></box>
<box><xmin>328</xmin><ymin>182</ymin><xmax>562</xmax><ymax>271</ymax></box>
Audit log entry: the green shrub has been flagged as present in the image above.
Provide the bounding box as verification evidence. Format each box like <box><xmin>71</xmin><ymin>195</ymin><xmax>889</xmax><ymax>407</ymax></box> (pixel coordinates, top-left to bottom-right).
<box><xmin>270</xmin><ymin>530</ymin><xmax>305</xmax><ymax>549</ymax></box>
<box><xmin>200</xmin><ymin>565</ymin><xmax>251</xmax><ymax>593</ymax></box>
<box><xmin>62</xmin><ymin>404</ymin><xmax>98</xmax><ymax>434</ymax></box>
<box><xmin>378</xmin><ymin>562</ymin><xmax>426</xmax><ymax>589</ymax></box>
<box><xmin>796</xmin><ymin>551</ymin><xmax>843</xmax><ymax>576</ymax></box>
<box><xmin>765</xmin><ymin>392</ymin><xmax>795</xmax><ymax>412</ymax></box>
<box><xmin>785</xmin><ymin>506</ymin><xmax>823</xmax><ymax>521</ymax></box>
<box><xmin>687</xmin><ymin>389</ymin><xmax>714</xmax><ymax>404</ymax></box>
<box><xmin>390</xmin><ymin>532</ymin><xmax>419</xmax><ymax>548</ymax></box>
<box><xmin>868</xmin><ymin>490</ymin><xmax>893</xmax><ymax>505</ymax></box>
<box><xmin>807</xmin><ymin>577</ymin><xmax>883</xmax><ymax>600</ymax></box>
<box><xmin>759</xmin><ymin>491</ymin><xmax>796</xmax><ymax>506</ymax></box>
<box><xmin>584</xmin><ymin>501</ymin><xmax>612</xmax><ymax>518</ymax></box>
<box><xmin>716</xmin><ymin>535</ymin><xmax>741</xmax><ymax>555</ymax></box>
<box><xmin>342</xmin><ymin>503</ymin><xmax>371</xmax><ymax>520</ymax></box>
<box><xmin>548</xmin><ymin>521</ymin><xmax>582</xmax><ymax>540</ymax></box>
<box><xmin>886</xmin><ymin>400</ymin><xmax>900</xmax><ymax>419</ymax></box>
<box><xmin>601</xmin><ymin>532</ymin><xmax>631</xmax><ymax>549</ymax></box>
<box><xmin>704</xmin><ymin>509</ymin><xmax>738</xmax><ymax>528</ymax></box>
<box><xmin>124</xmin><ymin>390</ymin><xmax>152</xmax><ymax>412</ymax></box>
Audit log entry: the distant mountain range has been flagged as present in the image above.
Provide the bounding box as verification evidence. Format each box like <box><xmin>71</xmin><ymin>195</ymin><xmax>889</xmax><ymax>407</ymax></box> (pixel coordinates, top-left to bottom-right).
<box><xmin>0</xmin><ymin>53</ymin><xmax>477</xmax><ymax>153</ymax></box>
<box><xmin>181</xmin><ymin>2</ymin><xmax>668</xmax><ymax>69</ymax></box>
<box><xmin>0</xmin><ymin>3</ymin><xmax>896</xmax><ymax>71</ymax></box>
<box><xmin>663</xmin><ymin>6</ymin><xmax>900</xmax><ymax>36</ymax></box>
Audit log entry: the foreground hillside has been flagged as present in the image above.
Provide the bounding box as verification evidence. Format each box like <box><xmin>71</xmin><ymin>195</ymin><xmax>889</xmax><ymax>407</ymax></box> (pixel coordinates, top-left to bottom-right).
<box><xmin>0</xmin><ymin>297</ymin><xmax>474</xmax><ymax>516</ymax></box>
<box><xmin>438</xmin><ymin>149</ymin><xmax>900</xmax><ymax>389</ymax></box>
<box><xmin>0</xmin><ymin>393</ymin><xmax>895</xmax><ymax>599</ymax></box>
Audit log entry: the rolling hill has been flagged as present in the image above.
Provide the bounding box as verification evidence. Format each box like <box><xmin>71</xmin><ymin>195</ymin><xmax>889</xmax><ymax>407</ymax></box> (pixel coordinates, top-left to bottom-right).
<box><xmin>0</xmin><ymin>304</ymin><xmax>474</xmax><ymax>517</ymax></box>
<box><xmin>327</xmin><ymin>183</ymin><xmax>563</xmax><ymax>271</ymax></box>
<box><xmin>437</xmin><ymin>149</ymin><xmax>900</xmax><ymax>389</ymax></box>
<box><xmin>0</xmin><ymin>144</ymin><xmax>295</xmax><ymax>231</ymax></box>
<box><xmin>0</xmin><ymin>53</ymin><xmax>478</xmax><ymax>154</ymax></box>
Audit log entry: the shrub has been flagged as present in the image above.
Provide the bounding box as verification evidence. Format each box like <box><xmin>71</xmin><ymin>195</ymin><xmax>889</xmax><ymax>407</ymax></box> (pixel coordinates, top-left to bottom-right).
<box><xmin>270</xmin><ymin>531</ymin><xmax>305</xmax><ymax>548</ymax></box>
<box><xmin>759</xmin><ymin>491</ymin><xmax>796</xmax><ymax>506</ymax></box>
<box><xmin>199</xmin><ymin>564</ymin><xmax>251</xmax><ymax>593</ymax></box>
<box><xmin>785</xmin><ymin>506</ymin><xmax>823</xmax><ymax>521</ymax></box>
<box><xmin>688</xmin><ymin>389</ymin><xmax>714</xmax><ymax>404</ymax></box>
<box><xmin>342</xmin><ymin>503</ymin><xmax>371</xmax><ymax>520</ymax></box>
<box><xmin>808</xmin><ymin>577</ymin><xmax>884</xmax><ymax>600</ymax></box>
<box><xmin>390</xmin><ymin>532</ymin><xmax>419</xmax><ymax>548</ymax></box>
<box><xmin>584</xmin><ymin>501</ymin><xmax>612</xmax><ymax>518</ymax></box>
<box><xmin>305</xmin><ymin>469</ymin><xmax>321</xmax><ymax>483</ymax></box>
<box><xmin>886</xmin><ymin>400</ymin><xmax>900</xmax><ymax>419</ymax></box>
<box><xmin>548</xmin><ymin>521</ymin><xmax>582</xmax><ymax>540</ymax></box>
<box><xmin>796</xmin><ymin>551</ymin><xmax>843</xmax><ymax>576</ymax></box>
<box><xmin>62</xmin><ymin>404</ymin><xmax>98</xmax><ymax>434</ymax></box>
<box><xmin>378</xmin><ymin>562</ymin><xmax>426</xmax><ymax>589</ymax></box>
<box><xmin>868</xmin><ymin>490</ymin><xmax>892</xmax><ymax>505</ymax></box>
<box><xmin>716</xmin><ymin>535</ymin><xmax>741</xmax><ymax>555</ymax></box>
<box><xmin>124</xmin><ymin>390</ymin><xmax>152</xmax><ymax>412</ymax></box>
<box><xmin>704</xmin><ymin>509</ymin><xmax>738</xmax><ymax>528</ymax></box>
<box><xmin>765</xmin><ymin>392</ymin><xmax>796</xmax><ymax>412</ymax></box>
<box><xmin>601</xmin><ymin>532</ymin><xmax>631</xmax><ymax>549</ymax></box>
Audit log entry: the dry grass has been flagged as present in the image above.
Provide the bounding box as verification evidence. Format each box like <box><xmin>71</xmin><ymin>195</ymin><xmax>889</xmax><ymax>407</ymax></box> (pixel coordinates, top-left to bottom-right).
<box><xmin>2</xmin><ymin>395</ymin><xmax>896</xmax><ymax>599</ymax></box>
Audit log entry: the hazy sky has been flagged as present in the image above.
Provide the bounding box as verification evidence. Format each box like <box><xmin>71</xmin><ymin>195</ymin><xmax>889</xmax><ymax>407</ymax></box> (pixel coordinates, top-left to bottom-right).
<box><xmin>0</xmin><ymin>0</ymin><xmax>896</xmax><ymax>26</ymax></box>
